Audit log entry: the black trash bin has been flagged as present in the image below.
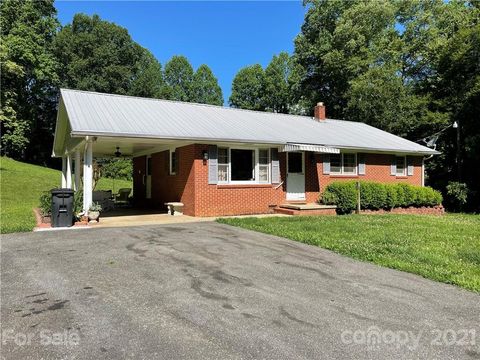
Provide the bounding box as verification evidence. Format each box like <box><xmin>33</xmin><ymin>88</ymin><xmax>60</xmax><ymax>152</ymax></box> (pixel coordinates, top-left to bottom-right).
<box><xmin>51</xmin><ymin>188</ymin><xmax>74</xmax><ymax>227</ymax></box>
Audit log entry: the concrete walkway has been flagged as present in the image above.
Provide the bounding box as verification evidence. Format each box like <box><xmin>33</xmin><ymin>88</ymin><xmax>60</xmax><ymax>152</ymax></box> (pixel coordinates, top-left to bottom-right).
<box><xmin>94</xmin><ymin>212</ymin><xmax>216</xmax><ymax>227</ymax></box>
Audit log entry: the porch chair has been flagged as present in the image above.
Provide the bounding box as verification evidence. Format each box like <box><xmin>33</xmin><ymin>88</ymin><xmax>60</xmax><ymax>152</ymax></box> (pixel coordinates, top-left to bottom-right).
<box><xmin>114</xmin><ymin>188</ymin><xmax>131</xmax><ymax>207</ymax></box>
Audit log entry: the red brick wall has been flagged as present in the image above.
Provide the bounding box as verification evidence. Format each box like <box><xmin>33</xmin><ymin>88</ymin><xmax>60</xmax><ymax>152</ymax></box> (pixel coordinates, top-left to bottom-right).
<box><xmin>134</xmin><ymin>145</ymin><xmax>424</xmax><ymax>217</ymax></box>
<box><xmin>148</xmin><ymin>145</ymin><xmax>196</xmax><ymax>215</ymax></box>
<box><xmin>316</xmin><ymin>153</ymin><xmax>423</xmax><ymax>193</ymax></box>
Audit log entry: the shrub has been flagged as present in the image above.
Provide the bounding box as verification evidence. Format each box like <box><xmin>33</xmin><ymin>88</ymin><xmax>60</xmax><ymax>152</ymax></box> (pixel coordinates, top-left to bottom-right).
<box><xmin>445</xmin><ymin>182</ymin><xmax>468</xmax><ymax>212</ymax></box>
<box><xmin>414</xmin><ymin>187</ymin><xmax>428</xmax><ymax>207</ymax></box>
<box><xmin>320</xmin><ymin>181</ymin><xmax>442</xmax><ymax>214</ymax></box>
<box><xmin>403</xmin><ymin>184</ymin><xmax>417</xmax><ymax>207</ymax></box>
<box><xmin>431</xmin><ymin>188</ymin><xmax>443</xmax><ymax>206</ymax></box>
<box><xmin>394</xmin><ymin>184</ymin><xmax>407</xmax><ymax>207</ymax></box>
<box><xmin>73</xmin><ymin>191</ymin><xmax>83</xmax><ymax>219</ymax></box>
<box><xmin>360</xmin><ymin>182</ymin><xmax>387</xmax><ymax>210</ymax></box>
<box><xmin>320</xmin><ymin>182</ymin><xmax>357</xmax><ymax>214</ymax></box>
<box><xmin>320</xmin><ymin>190</ymin><xmax>337</xmax><ymax>205</ymax></box>
<box><xmin>39</xmin><ymin>191</ymin><xmax>51</xmax><ymax>216</ymax></box>
<box><xmin>384</xmin><ymin>184</ymin><xmax>398</xmax><ymax>209</ymax></box>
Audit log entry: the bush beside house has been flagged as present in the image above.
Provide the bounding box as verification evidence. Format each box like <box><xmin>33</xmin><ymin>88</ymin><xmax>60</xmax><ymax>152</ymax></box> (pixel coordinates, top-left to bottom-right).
<box><xmin>321</xmin><ymin>181</ymin><xmax>443</xmax><ymax>214</ymax></box>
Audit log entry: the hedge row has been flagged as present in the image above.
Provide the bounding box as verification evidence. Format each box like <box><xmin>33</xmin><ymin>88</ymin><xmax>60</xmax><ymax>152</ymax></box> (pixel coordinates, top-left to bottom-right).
<box><xmin>320</xmin><ymin>181</ymin><xmax>443</xmax><ymax>214</ymax></box>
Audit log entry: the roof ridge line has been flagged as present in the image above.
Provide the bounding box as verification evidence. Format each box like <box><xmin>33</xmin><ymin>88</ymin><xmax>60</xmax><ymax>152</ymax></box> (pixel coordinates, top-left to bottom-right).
<box><xmin>60</xmin><ymin>88</ymin><xmax>322</xmax><ymax>121</ymax></box>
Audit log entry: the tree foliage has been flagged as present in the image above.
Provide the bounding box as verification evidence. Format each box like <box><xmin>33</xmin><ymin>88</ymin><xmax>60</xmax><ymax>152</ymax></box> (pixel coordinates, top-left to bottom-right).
<box><xmin>229</xmin><ymin>64</ymin><xmax>266</xmax><ymax>111</ymax></box>
<box><xmin>263</xmin><ymin>52</ymin><xmax>294</xmax><ymax>113</ymax></box>
<box><xmin>230</xmin><ymin>53</ymin><xmax>301</xmax><ymax>114</ymax></box>
<box><xmin>54</xmin><ymin>14</ymin><xmax>159</xmax><ymax>96</ymax></box>
<box><xmin>0</xmin><ymin>0</ymin><xmax>59</xmax><ymax>159</ymax></box>
<box><xmin>163</xmin><ymin>55</ymin><xmax>194</xmax><ymax>101</ymax></box>
<box><xmin>129</xmin><ymin>48</ymin><xmax>166</xmax><ymax>99</ymax></box>
<box><xmin>227</xmin><ymin>0</ymin><xmax>478</xmax><ymax>210</ymax></box>
<box><xmin>191</xmin><ymin>64</ymin><xmax>223</xmax><ymax>105</ymax></box>
<box><xmin>1</xmin><ymin>8</ymin><xmax>224</xmax><ymax>166</ymax></box>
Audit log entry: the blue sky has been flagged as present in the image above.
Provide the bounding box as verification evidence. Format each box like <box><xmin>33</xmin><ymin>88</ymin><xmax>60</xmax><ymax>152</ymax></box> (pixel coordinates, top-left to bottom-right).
<box><xmin>55</xmin><ymin>1</ymin><xmax>307</xmax><ymax>105</ymax></box>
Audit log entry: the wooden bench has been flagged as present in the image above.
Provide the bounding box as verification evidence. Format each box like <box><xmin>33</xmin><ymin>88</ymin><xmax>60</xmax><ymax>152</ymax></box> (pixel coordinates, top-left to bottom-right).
<box><xmin>165</xmin><ymin>202</ymin><xmax>184</xmax><ymax>216</ymax></box>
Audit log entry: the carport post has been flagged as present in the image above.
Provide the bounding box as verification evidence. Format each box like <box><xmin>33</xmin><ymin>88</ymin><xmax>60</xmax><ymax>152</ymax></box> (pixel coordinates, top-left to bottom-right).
<box><xmin>83</xmin><ymin>140</ymin><xmax>93</xmax><ymax>214</ymax></box>
<box><xmin>61</xmin><ymin>156</ymin><xmax>67</xmax><ymax>188</ymax></box>
<box><xmin>66</xmin><ymin>153</ymin><xmax>72</xmax><ymax>189</ymax></box>
<box><xmin>74</xmin><ymin>149</ymin><xmax>81</xmax><ymax>191</ymax></box>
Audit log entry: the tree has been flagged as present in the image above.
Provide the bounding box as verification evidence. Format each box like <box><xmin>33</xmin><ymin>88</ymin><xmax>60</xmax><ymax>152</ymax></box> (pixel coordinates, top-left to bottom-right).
<box><xmin>0</xmin><ymin>0</ymin><xmax>59</xmax><ymax>160</ymax></box>
<box><xmin>54</xmin><ymin>14</ymin><xmax>156</xmax><ymax>95</ymax></box>
<box><xmin>428</xmin><ymin>22</ymin><xmax>480</xmax><ymax>211</ymax></box>
<box><xmin>163</xmin><ymin>56</ymin><xmax>194</xmax><ymax>101</ymax></box>
<box><xmin>229</xmin><ymin>64</ymin><xmax>266</xmax><ymax>111</ymax></box>
<box><xmin>293</xmin><ymin>0</ymin><xmax>400</xmax><ymax>118</ymax></box>
<box><xmin>191</xmin><ymin>64</ymin><xmax>223</xmax><ymax>105</ymax></box>
<box><xmin>129</xmin><ymin>47</ymin><xmax>166</xmax><ymax>99</ymax></box>
<box><xmin>263</xmin><ymin>52</ymin><xmax>294</xmax><ymax>113</ymax></box>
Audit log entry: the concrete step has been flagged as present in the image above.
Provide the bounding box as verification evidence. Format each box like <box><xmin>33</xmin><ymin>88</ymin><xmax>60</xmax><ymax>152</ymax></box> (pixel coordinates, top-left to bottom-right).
<box><xmin>274</xmin><ymin>203</ymin><xmax>337</xmax><ymax>216</ymax></box>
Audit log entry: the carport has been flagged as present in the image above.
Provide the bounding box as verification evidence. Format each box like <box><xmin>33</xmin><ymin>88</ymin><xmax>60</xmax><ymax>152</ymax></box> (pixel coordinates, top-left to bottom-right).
<box><xmin>53</xmin><ymin>96</ymin><xmax>191</xmax><ymax>215</ymax></box>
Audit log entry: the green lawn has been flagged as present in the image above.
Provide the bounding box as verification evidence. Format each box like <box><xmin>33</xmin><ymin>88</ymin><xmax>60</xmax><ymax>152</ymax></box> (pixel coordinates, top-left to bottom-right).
<box><xmin>218</xmin><ymin>214</ymin><xmax>480</xmax><ymax>292</ymax></box>
<box><xmin>1</xmin><ymin>157</ymin><xmax>132</xmax><ymax>234</ymax></box>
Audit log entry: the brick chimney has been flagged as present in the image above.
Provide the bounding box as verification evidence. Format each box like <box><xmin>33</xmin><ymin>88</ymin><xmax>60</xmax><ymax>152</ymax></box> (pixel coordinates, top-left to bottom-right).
<box><xmin>314</xmin><ymin>102</ymin><xmax>326</xmax><ymax>121</ymax></box>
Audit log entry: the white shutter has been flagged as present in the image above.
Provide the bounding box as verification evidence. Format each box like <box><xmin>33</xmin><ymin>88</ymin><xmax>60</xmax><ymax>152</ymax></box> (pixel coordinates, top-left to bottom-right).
<box><xmin>271</xmin><ymin>148</ymin><xmax>280</xmax><ymax>184</ymax></box>
<box><xmin>323</xmin><ymin>154</ymin><xmax>330</xmax><ymax>174</ymax></box>
<box><xmin>390</xmin><ymin>156</ymin><xmax>396</xmax><ymax>176</ymax></box>
<box><xmin>407</xmin><ymin>156</ymin><xmax>414</xmax><ymax>176</ymax></box>
<box><xmin>208</xmin><ymin>145</ymin><xmax>218</xmax><ymax>184</ymax></box>
<box><xmin>358</xmin><ymin>153</ymin><xmax>366</xmax><ymax>175</ymax></box>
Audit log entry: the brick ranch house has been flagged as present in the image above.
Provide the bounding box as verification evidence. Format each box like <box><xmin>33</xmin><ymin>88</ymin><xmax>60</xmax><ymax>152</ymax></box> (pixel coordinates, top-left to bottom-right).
<box><xmin>53</xmin><ymin>89</ymin><xmax>438</xmax><ymax>216</ymax></box>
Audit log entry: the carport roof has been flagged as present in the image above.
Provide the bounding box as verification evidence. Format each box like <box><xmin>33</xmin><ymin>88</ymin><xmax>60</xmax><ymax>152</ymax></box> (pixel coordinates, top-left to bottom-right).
<box><xmin>53</xmin><ymin>88</ymin><xmax>438</xmax><ymax>156</ymax></box>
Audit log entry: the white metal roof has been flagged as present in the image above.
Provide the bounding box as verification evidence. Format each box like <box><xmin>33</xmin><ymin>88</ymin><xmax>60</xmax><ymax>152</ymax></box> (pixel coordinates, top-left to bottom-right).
<box><xmin>54</xmin><ymin>88</ymin><xmax>438</xmax><ymax>156</ymax></box>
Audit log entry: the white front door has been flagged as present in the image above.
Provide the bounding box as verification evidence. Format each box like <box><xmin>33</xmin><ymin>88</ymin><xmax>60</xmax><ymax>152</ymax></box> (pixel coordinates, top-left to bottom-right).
<box><xmin>146</xmin><ymin>156</ymin><xmax>152</xmax><ymax>199</ymax></box>
<box><xmin>286</xmin><ymin>152</ymin><xmax>305</xmax><ymax>201</ymax></box>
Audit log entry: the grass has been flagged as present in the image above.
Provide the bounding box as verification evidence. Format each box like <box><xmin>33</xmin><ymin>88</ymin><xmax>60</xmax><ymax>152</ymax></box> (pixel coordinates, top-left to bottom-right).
<box><xmin>1</xmin><ymin>157</ymin><xmax>132</xmax><ymax>234</ymax></box>
<box><xmin>218</xmin><ymin>214</ymin><xmax>480</xmax><ymax>292</ymax></box>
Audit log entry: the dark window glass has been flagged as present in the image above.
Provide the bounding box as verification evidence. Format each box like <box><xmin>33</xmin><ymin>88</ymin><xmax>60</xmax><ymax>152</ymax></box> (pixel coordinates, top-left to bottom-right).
<box><xmin>396</xmin><ymin>156</ymin><xmax>405</xmax><ymax>176</ymax></box>
<box><xmin>288</xmin><ymin>152</ymin><xmax>303</xmax><ymax>173</ymax></box>
<box><xmin>330</xmin><ymin>154</ymin><xmax>341</xmax><ymax>173</ymax></box>
<box><xmin>171</xmin><ymin>151</ymin><xmax>176</xmax><ymax>174</ymax></box>
<box><xmin>147</xmin><ymin>157</ymin><xmax>152</xmax><ymax>176</ymax></box>
<box><xmin>231</xmin><ymin>149</ymin><xmax>254</xmax><ymax>181</ymax></box>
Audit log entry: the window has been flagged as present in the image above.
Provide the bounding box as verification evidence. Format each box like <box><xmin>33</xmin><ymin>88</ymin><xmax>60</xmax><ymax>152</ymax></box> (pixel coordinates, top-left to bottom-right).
<box><xmin>396</xmin><ymin>156</ymin><xmax>406</xmax><ymax>176</ymax></box>
<box><xmin>288</xmin><ymin>152</ymin><xmax>303</xmax><ymax>173</ymax></box>
<box><xmin>343</xmin><ymin>153</ymin><xmax>356</xmax><ymax>174</ymax></box>
<box><xmin>147</xmin><ymin>157</ymin><xmax>152</xmax><ymax>176</ymax></box>
<box><xmin>216</xmin><ymin>147</ymin><xmax>271</xmax><ymax>184</ymax></box>
<box><xmin>258</xmin><ymin>149</ymin><xmax>270</xmax><ymax>183</ymax></box>
<box><xmin>330</xmin><ymin>154</ymin><xmax>342</xmax><ymax>174</ymax></box>
<box><xmin>231</xmin><ymin>149</ymin><xmax>255</xmax><ymax>181</ymax></box>
<box><xmin>218</xmin><ymin>147</ymin><xmax>229</xmax><ymax>182</ymax></box>
<box><xmin>330</xmin><ymin>153</ymin><xmax>357</xmax><ymax>175</ymax></box>
<box><xmin>170</xmin><ymin>149</ymin><xmax>176</xmax><ymax>175</ymax></box>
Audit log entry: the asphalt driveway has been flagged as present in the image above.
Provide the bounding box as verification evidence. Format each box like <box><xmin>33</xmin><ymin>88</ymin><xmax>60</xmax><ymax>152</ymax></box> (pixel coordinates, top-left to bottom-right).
<box><xmin>1</xmin><ymin>222</ymin><xmax>479</xmax><ymax>359</ymax></box>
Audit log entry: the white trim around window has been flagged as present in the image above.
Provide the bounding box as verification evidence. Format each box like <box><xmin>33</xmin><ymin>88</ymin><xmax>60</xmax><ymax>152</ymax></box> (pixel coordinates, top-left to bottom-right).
<box><xmin>330</xmin><ymin>152</ymin><xmax>357</xmax><ymax>175</ymax></box>
<box><xmin>217</xmin><ymin>146</ymin><xmax>271</xmax><ymax>185</ymax></box>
